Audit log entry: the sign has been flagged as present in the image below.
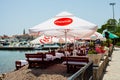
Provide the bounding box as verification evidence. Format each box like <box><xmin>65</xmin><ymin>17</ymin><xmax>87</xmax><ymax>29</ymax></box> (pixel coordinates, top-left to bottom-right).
<box><xmin>54</xmin><ymin>18</ymin><xmax>73</xmax><ymax>26</ymax></box>
<box><xmin>39</xmin><ymin>36</ymin><xmax>51</xmax><ymax>44</ymax></box>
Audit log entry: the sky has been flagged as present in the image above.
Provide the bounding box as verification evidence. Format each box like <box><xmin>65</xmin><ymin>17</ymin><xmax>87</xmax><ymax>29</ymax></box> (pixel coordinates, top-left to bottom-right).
<box><xmin>0</xmin><ymin>0</ymin><xmax>120</xmax><ymax>36</ymax></box>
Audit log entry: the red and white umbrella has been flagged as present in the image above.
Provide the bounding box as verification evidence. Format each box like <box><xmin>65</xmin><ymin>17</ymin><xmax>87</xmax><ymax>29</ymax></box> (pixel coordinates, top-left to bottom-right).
<box><xmin>30</xmin><ymin>35</ymin><xmax>75</xmax><ymax>44</ymax></box>
<box><xmin>29</xmin><ymin>11</ymin><xmax>98</xmax><ymax>43</ymax></box>
<box><xmin>30</xmin><ymin>35</ymin><xmax>52</xmax><ymax>44</ymax></box>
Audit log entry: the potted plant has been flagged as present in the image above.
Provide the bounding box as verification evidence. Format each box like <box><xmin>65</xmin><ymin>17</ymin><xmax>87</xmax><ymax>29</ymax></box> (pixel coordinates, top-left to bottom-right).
<box><xmin>87</xmin><ymin>48</ymin><xmax>102</xmax><ymax>66</ymax></box>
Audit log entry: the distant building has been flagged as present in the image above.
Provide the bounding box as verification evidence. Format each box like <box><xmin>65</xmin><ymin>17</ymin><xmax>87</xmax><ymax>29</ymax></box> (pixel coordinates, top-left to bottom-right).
<box><xmin>23</xmin><ymin>29</ymin><xmax>26</xmax><ymax>35</ymax></box>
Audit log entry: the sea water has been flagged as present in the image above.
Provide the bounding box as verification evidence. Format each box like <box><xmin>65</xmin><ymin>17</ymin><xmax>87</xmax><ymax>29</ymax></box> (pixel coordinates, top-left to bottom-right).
<box><xmin>0</xmin><ymin>50</ymin><xmax>47</xmax><ymax>74</ymax></box>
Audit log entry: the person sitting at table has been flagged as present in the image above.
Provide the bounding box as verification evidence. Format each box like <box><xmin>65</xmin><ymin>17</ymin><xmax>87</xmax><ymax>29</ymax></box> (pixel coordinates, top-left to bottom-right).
<box><xmin>95</xmin><ymin>44</ymin><xmax>105</xmax><ymax>54</ymax></box>
<box><xmin>80</xmin><ymin>44</ymin><xmax>86</xmax><ymax>54</ymax></box>
<box><xmin>72</xmin><ymin>48</ymin><xmax>78</xmax><ymax>56</ymax></box>
<box><xmin>57</xmin><ymin>47</ymin><xmax>65</xmax><ymax>53</ymax></box>
<box><xmin>86</xmin><ymin>45</ymin><xmax>90</xmax><ymax>54</ymax></box>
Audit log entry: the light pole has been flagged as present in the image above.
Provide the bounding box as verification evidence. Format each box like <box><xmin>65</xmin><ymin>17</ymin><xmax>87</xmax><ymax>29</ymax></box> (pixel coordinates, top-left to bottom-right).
<box><xmin>109</xmin><ymin>3</ymin><xmax>116</xmax><ymax>19</ymax></box>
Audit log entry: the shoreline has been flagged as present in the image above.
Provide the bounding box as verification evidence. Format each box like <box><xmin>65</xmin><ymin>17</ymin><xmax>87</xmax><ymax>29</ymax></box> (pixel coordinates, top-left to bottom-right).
<box><xmin>0</xmin><ymin>46</ymin><xmax>58</xmax><ymax>50</ymax></box>
<box><xmin>1</xmin><ymin>64</ymin><xmax>73</xmax><ymax>80</ymax></box>
<box><xmin>1</xmin><ymin>46</ymin><xmax>120</xmax><ymax>80</ymax></box>
<box><xmin>0</xmin><ymin>47</ymin><xmax>34</xmax><ymax>50</ymax></box>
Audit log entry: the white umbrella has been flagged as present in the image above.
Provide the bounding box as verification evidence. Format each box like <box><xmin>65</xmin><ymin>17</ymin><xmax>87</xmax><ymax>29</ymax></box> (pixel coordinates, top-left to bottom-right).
<box><xmin>30</xmin><ymin>35</ymin><xmax>74</xmax><ymax>44</ymax></box>
<box><xmin>82</xmin><ymin>32</ymin><xmax>106</xmax><ymax>41</ymax></box>
<box><xmin>29</xmin><ymin>11</ymin><xmax>98</xmax><ymax>43</ymax></box>
<box><xmin>30</xmin><ymin>35</ymin><xmax>52</xmax><ymax>44</ymax></box>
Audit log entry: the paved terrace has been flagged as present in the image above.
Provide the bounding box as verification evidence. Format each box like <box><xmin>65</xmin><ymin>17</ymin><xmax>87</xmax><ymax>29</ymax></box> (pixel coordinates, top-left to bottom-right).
<box><xmin>103</xmin><ymin>47</ymin><xmax>120</xmax><ymax>80</ymax></box>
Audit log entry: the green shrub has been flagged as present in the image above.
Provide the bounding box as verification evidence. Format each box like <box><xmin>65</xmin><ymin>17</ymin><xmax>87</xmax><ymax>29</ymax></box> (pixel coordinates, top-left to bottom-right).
<box><xmin>88</xmin><ymin>48</ymin><xmax>97</xmax><ymax>54</ymax></box>
<box><xmin>116</xmin><ymin>42</ymin><xmax>120</xmax><ymax>46</ymax></box>
<box><xmin>89</xmin><ymin>42</ymin><xmax>94</xmax><ymax>48</ymax></box>
<box><xmin>106</xmin><ymin>39</ymin><xmax>112</xmax><ymax>47</ymax></box>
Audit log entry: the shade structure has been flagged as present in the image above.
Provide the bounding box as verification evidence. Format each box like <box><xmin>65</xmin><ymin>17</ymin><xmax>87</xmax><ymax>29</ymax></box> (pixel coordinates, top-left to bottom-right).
<box><xmin>103</xmin><ymin>31</ymin><xmax>119</xmax><ymax>39</ymax></box>
<box><xmin>29</xmin><ymin>11</ymin><xmax>98</xmax><ymax>43</ymax></box>
<box><xmin>108</xmin><ymin>32</ymin><xmax>119</xmax><ymax>39</ymax></box>
<box><xmin>30</xmin><ymin>35</ymin><xmax>74</xmax><ymax>44</ymax></box>
<box><xmin>30</xmin><ymin>35</ymin><xmax>53</xmax><ymax>44</ymax></box>
<box><xmin>82</xmin><ymin>32</ymin><xmax>106</xmax><ymax>41</ymax></box>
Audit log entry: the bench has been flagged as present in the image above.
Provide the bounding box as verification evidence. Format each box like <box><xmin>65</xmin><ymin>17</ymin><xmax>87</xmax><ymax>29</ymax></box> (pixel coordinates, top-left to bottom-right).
<box><xmin>25</xmin><ymin>53</ymin><xmax>51</xmax><ymax>68</ymax></box>
<box><xmin>46</xmin><ymin>50</ymin><xmax>65</xmax><ymax>63</ymax></box>
<box><xmin>15</xmin><ymin>60</ymin><xmax>28</xmax><ymax>70</ymax></box>
<box><xmin>62</xmin><ymin>56</ymin><xmax>89</xmax><ymax>73</ymax></box>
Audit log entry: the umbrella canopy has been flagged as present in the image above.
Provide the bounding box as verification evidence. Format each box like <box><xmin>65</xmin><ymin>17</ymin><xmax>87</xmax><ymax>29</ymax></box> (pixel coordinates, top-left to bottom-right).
<box><xmin>29</xmin><ymin>11</ymin><xmax>98</xmax><ymax>42</ymax></box>
<box><xmin>82</xmin><ymin>32</ymin><xmax>106</xmax><ymax>41</ymax></box>
<box><xmin>30</xmin><ymin>35</ymin><xmax>74</xmax><ymax>44</ymax></box>
<box><xmin>108</xmin><ymin>32</ymin><xmax>119</xmax><ymax>39</ymax></box>
<box><xmin>30</xmin><ymin>35</ymin><xmax>52</xmax><ymax>44</ymax></box>
<box><xmin>103</xmin><ymin>31</ymin><xmax>119</xmax><ymax>39</ymax></box>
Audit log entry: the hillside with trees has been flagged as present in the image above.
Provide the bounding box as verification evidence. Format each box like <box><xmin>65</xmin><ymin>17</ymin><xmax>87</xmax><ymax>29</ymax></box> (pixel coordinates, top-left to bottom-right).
<box><xmin>97</xmin><ymin>18</ymin><xmax>120</xmax><ymax>46</ymax></box>
<box><xmin>98</xmin><ymin>18</ymin><xmax>120</xmax><ymax>36</ymax></box>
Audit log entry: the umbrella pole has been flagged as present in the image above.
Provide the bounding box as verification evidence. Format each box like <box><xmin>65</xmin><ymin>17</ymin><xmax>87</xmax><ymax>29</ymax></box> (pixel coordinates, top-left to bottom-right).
<box><xmin>74</xmin><ymin>36</ymin><xmax>75</xmax><ymax>49</ymax></box>
<box><xmin>65</xmin><ymin>30</ymin><xmax>67</xmax><ymax>49</ymax></box>
<box><xmin>51</xmin><ymin>36</ymin><xmax>53</xmax><ymax>44</ymax></box>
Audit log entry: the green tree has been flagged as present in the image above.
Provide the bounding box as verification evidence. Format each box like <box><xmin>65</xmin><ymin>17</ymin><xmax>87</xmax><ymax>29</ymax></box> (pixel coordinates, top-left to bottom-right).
<box><xmin>101</xmin><ymin>24</ymin><xmax>107</xmax><ymax>31</ymax></box>
<box><xmin>100</xmin><ymin>19</ymin><xmax>118</xmax><ymax>33</ymax></box>
<box><xmin>97</xmin><ymin>28</ymin><xmax>102</xmax><ymax>33</ymax></box>
<box><xmin>115</xmin><ymin>19</ymin><xmax>120</xmax><ymax>34</ymax></box>
<box><xmin>99</xmin><ymin>18</ymin><xmax>120</xmax><ymax>38</ymax></box>
<box><xmin>106</xmin><ymin>19</ymin><xmax>117</xmax><ymax>32</ymax></box>
<box><xmin>117</xmin><ymin>19</ymin><xmax>120</xmax><ymax>27</ymax></box>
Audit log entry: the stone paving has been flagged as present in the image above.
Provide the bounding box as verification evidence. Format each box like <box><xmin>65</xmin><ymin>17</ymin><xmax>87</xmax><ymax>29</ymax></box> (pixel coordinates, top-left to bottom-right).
<box><xmin>102</xmin><ymin>47</ymin><xmax>120</xmax><ymax>80</ymax></box>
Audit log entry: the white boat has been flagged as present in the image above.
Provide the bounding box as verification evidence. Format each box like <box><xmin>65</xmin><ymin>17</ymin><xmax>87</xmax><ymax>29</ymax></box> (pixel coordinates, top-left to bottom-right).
<box><xmin>34</xmin><ymin>43</ymin><xmax>60</xmax><ymax>50</ymax></box>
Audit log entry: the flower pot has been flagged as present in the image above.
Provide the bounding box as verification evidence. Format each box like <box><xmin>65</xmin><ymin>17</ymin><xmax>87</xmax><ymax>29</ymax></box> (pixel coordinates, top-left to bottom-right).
<box><xmin>87</xmin><ymin>54</ymin><xmax>102</xmax><ymax>66</ymax></box>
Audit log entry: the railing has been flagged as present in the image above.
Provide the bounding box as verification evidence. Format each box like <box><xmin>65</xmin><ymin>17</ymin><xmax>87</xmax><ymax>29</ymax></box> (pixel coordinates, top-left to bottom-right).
<box><xmin>67</xmin><ymin>45</ymin><xmax>113</xmax><ymax>80</ymax></box>
<box><xmin>108</xmin><ymin>45</ymin><xmax>114</xmax><ymax>57</ymax></box>
<box><xmin>68</xmin><ymin>61</ymin><xmax>93</xmax><ymax>80</ymax></box>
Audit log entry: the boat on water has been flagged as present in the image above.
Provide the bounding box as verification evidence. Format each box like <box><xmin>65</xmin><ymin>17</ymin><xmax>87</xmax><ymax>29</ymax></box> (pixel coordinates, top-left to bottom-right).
<box><xmin>0</xmin><ymin>41</ymin><xmax>34</xmax><ymax>50</ymax></box>
<box><xmin>0</xmin><ymin>41</ymin><xmax>61</xmax><ymax>50</ymax></box>
<box><xmin>33</xmin><ymin>43</ymin><xmax>60</xmax><ymax>50</ymax></box>
<box><xmin>0</xmin><ymin>43</ymin><xmax>3</xmax><ymax>47</ymax></box>
<box><xmin>0</xmin><ymin>39</ymin><xmax>10</xmax><ymax>46</ymax></box>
